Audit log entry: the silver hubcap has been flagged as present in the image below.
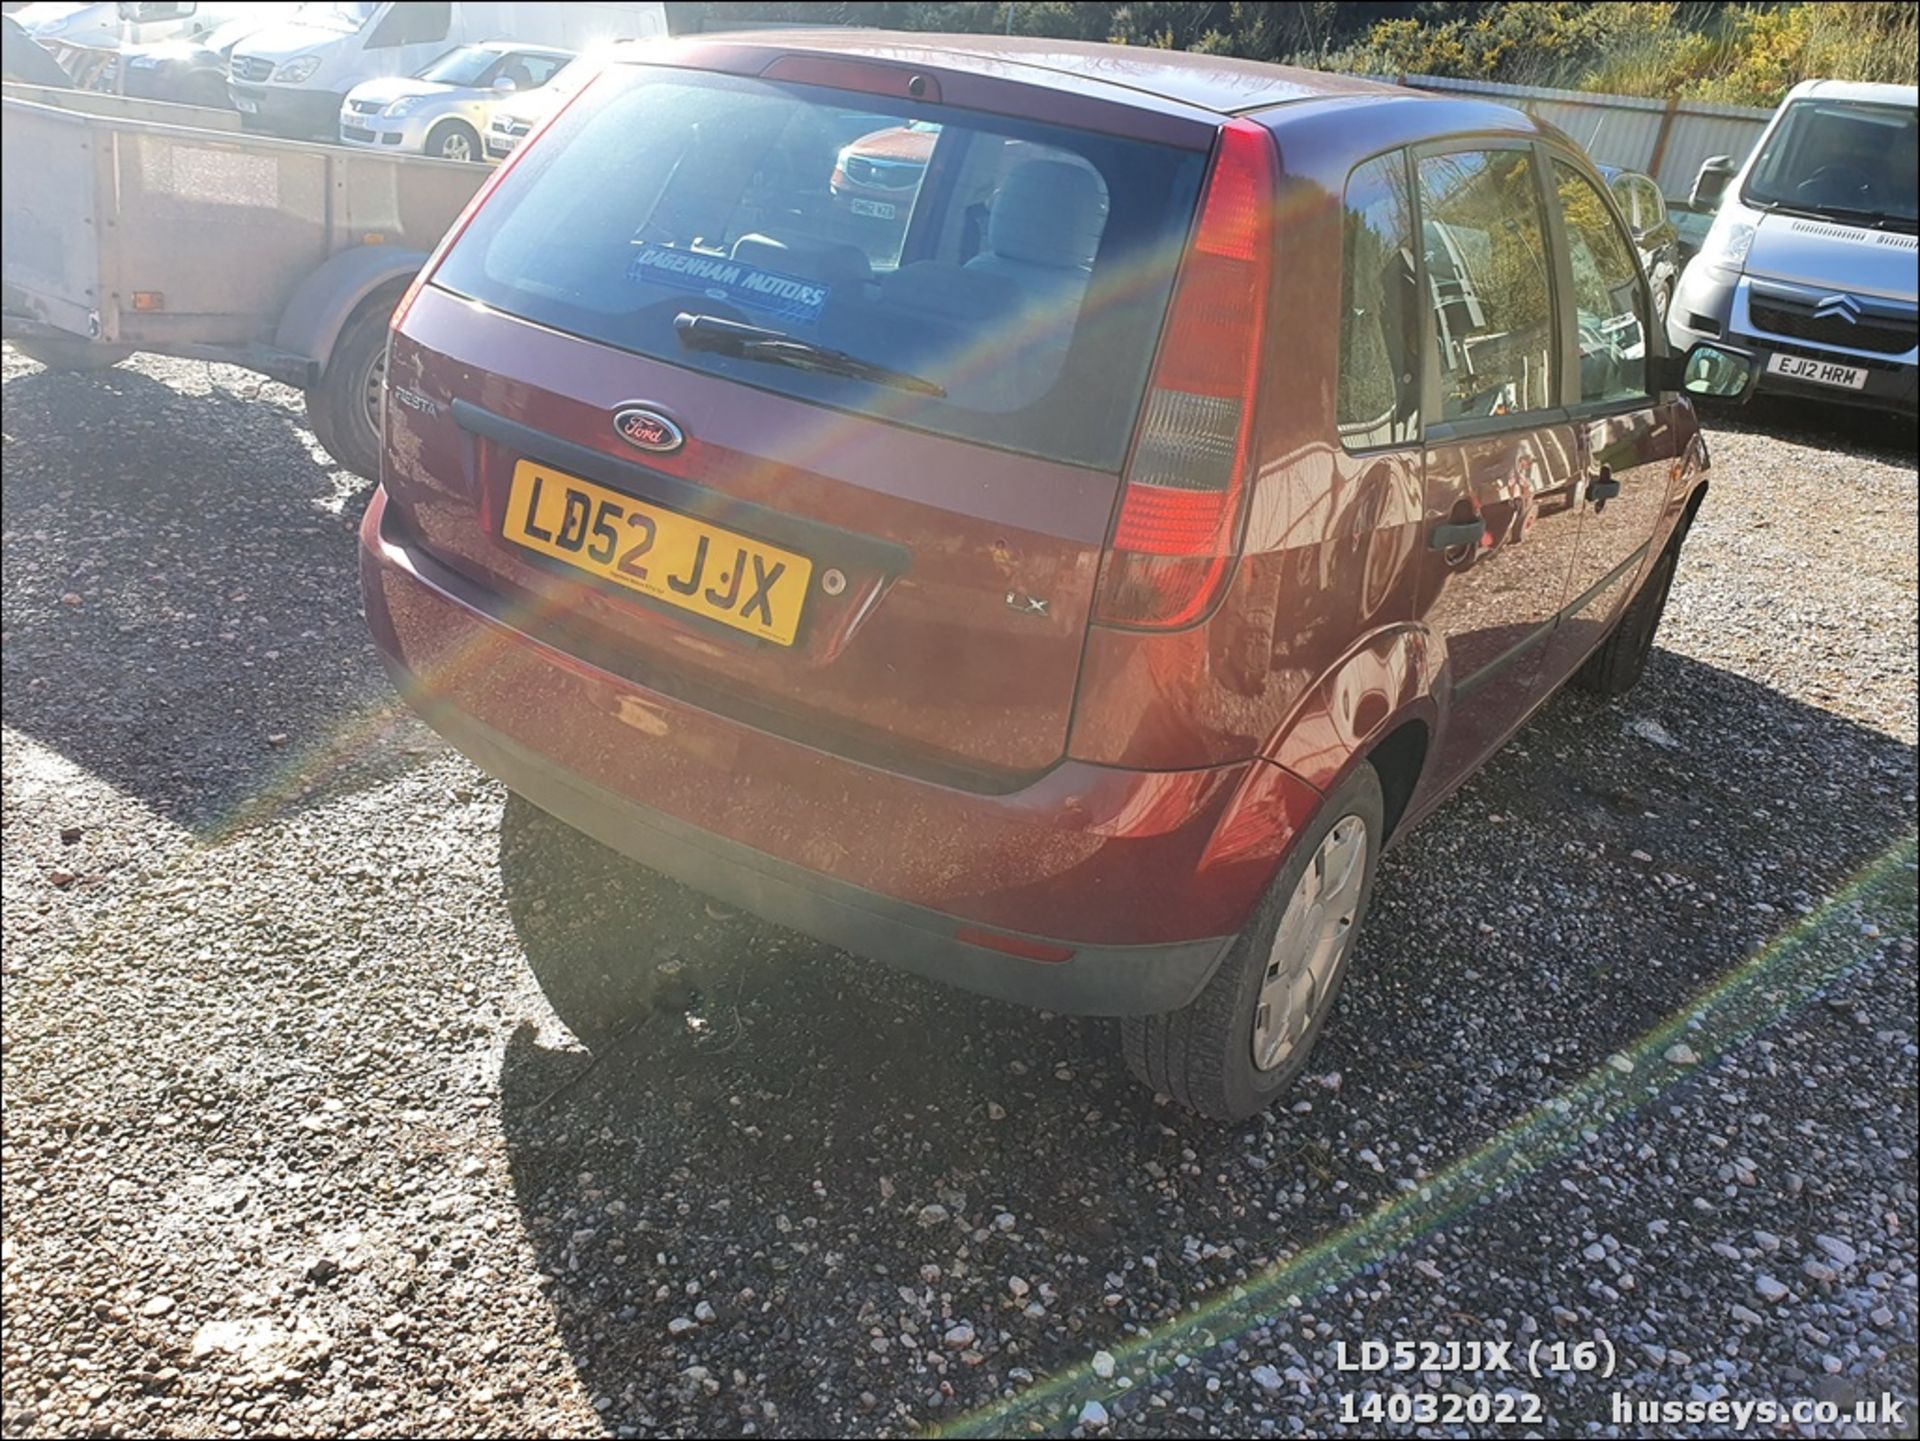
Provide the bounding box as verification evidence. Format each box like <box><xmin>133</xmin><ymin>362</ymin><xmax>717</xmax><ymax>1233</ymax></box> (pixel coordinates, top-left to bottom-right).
<box><xmin>441</xmin><ymin>133</ymin><xmax>472</xmax><ymax>161</ymax></box>
<box><xmin>360</xmin><ymin>345</ymin><xmax>386</xmax><ymax>438</ymax></box>
<box><xmin>1252</xmin><ymin>816</ymin><xmax>1368</xmax><ymax>1072</ymax></box>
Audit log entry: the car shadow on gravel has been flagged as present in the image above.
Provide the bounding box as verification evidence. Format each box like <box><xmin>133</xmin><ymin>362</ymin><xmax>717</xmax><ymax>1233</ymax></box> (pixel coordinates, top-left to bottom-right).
<box><xmin>492</xmin><ymin>649</ymin><xmax>1916</xmax><ymax>1435</ymax></box>
<box><xmin>0</xmin><ymin>362</ymin><xmax>432</xmax><ymax>836</ymax></box>
<box><xmin>1699</xmin><ymin>394</ymin><xmax>1918</xmax><ymax>461</ymax></box>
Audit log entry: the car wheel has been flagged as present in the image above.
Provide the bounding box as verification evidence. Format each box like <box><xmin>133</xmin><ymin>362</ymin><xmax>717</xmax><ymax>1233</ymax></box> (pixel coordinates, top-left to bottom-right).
<box><xmin>305</xmin><ymin>285</ymin><xmax>402</xmax><ymax>481</ymax></box>
<box><xmin>1574</xmin><ymin>535</ymin><xmax>1680</xmax><ymax>697</ymax></box>
<box><xmin>426</xmin><ymin>119</ymin><xmax>481</xmax><ymax>163</ymax></box>
<box><xmin>1121</xmin><ymin>764</ymin><xmax>1384</xmax><ymax>1122</ymax></box>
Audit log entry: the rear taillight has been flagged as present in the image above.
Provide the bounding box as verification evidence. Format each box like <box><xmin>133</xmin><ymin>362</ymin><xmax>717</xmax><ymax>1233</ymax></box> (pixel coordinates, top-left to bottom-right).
<box><xmin>1094</xmin><ymin>118</ymin><xmax>1274</xmax><ymax>630</ymax></box>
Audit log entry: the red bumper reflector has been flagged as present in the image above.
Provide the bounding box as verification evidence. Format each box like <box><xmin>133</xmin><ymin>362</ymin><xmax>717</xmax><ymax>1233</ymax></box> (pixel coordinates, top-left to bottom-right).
<box><xmin>953</xmin><ymin>927</ymin><xmax>1076</xmax><ymax>964</ymax></box>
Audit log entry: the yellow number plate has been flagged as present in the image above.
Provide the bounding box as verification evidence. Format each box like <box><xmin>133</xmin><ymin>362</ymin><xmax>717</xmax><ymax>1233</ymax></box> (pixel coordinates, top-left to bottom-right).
<box><xmin>502</xmin><ymin>462</ymin><xmax>813</xmax><ymax>646</ymax></box>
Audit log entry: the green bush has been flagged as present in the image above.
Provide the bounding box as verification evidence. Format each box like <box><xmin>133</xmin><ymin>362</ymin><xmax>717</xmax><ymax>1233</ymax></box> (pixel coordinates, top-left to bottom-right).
<box><xmin>682</xmin><ymin>2</ymin><xmax>1919</xmax><ymax>106</ymax></box>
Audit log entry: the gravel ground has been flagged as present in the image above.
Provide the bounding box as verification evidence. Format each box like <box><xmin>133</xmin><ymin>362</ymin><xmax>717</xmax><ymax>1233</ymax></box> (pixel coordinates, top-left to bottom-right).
<box><xmin>3</xmin><ymin>348</ymin><xmax>1916</xmax><ymax>1439</ymax></box>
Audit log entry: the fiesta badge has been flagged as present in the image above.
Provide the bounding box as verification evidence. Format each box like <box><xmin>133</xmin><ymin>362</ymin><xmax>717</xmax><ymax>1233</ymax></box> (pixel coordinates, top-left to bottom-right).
<box><xmin>613</xmin><ymin>406</ymin><xmax>685</xmax><ymax>454</ymax></box>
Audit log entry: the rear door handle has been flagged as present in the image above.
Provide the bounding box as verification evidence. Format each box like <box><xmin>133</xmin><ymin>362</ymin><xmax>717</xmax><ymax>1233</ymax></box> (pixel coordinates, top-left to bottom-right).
<box><xmin>1428</xmin><ymin>518</ymin><xmax>1486</xmax><ymax>551</ymax></box>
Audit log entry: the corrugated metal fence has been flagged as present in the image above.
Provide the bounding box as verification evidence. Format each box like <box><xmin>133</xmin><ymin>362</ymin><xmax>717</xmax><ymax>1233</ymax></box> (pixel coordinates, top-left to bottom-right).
<box><xmin>1389</xmin><ymin>73</ymin><xmax>1774</xmax><ymax>199</ymax></box>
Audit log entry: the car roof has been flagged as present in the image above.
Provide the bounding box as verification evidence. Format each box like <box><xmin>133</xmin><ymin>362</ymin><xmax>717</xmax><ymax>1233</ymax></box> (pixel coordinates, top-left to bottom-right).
<box><xmin>1785</xmin><ymin>79</ymin><xmax>1919</xmax><ymax>107</ymax></box>
<box><xmin>472</xmin><ymin>40</ymin><xmax>575</xmax><ymax>58</ymax></box>
<box><xmin>676</xmin><ymin>29</ymin><xmax>1406</xmax><ymax>116</ymax></box>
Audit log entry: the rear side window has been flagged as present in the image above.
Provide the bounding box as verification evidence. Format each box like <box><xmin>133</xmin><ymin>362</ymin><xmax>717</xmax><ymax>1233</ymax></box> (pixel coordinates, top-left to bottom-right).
<box><xmin>1338</xmin><ymin>151</ymin><xmax>1421</xmax><ymax>450</ymax></box>
<box><xmin>1553</xmin><ymin>158</ymin><xmax>1650</xmax><ymax>404</ymax></box>
<box><xmin>431</xmin><ymin>66</ymin><xmax>1206</xmax><ymax>471</ymax></box>
<box><xmin>1415</xmin><ymin>148</ymin><xmax>1556</xmax><ymax>423</ymax></box>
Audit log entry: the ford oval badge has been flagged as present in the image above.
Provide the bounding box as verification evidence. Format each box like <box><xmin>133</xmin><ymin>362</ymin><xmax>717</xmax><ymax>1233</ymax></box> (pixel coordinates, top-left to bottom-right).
<box><xmin>613</xmin><ymin>406</ymin><xmax>684</xmax><ymax>454</ymax></box>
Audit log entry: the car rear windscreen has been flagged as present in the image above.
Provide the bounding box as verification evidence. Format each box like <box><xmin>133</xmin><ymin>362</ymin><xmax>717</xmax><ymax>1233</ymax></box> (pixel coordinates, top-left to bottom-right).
<box><xmin>429</xmin><ymin>65</ymin><xmax>1208</xmax><ymax>471</ymax></box>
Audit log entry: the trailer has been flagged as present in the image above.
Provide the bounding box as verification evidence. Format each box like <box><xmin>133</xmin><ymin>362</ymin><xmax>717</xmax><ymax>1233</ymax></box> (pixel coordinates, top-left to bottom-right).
<box><xmin>2</xmin><ymin>81</ymin><xmax>485</xmax><ymax>478</ymax></box>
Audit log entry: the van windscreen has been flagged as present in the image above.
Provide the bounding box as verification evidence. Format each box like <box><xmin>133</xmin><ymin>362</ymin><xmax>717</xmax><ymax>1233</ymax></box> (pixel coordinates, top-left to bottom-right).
<box><xmin>1743</xmin><ymin>99</ymin><xmax>1918</xmax><ymax>227</ymax></box>
<box><xmin>429</xmin><ymin>66</ymin><xmax>1208</xmax><ymax>471</ymax></box>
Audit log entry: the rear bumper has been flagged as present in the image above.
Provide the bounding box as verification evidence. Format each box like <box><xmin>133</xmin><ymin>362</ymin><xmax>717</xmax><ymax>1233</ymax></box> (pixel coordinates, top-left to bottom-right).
<box><xmin>397</xmin><ymin>665</ymin><xmax>1231</xmax><ymax>1014</ymax></box>
<box><xmin>357</xmin><ymin>487</ymin><xmax>1306</xmax><ymax>1015</ymax></box>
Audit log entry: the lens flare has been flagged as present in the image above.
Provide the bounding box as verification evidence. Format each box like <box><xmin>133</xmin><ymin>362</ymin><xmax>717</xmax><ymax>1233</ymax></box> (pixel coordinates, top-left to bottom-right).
<box><xmin>937</xmin><ymin>833</ymin><xmax>1916</xmax><ymax>1438</ymax></box>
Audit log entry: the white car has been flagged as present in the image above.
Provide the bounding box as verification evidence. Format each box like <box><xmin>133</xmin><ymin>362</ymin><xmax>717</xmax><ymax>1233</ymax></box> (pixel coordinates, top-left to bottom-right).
<box><xmin>339</xmin><ymin>40</ymin><xmax>570</xmax><ymax>162</ymax></box>
<box><xmin>16</xmin><ymin>1</ymin><xmax>242</xmax><ymax>49</ymax></box>
<box><xmin>16</xmin><ymin>0</ymin><xmax>262</xmax><ymax>89</ymax></box>
<box><xmin>482</xmin><ymin>47</ymin><xmax>619</xmax><ymax>162</ymax></box>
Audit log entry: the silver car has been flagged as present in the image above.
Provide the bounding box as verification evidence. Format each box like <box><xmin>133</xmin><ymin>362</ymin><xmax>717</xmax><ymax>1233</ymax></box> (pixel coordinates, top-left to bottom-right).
<box><xmin>339</xmin><ymin>41</ymin><xmax>571</xmax><ymax>162</ymax></box>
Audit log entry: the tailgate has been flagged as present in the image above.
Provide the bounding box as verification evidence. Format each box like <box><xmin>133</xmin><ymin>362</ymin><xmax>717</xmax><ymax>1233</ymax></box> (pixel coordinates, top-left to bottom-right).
<box><xmin>381</xmin><ymin>58</ymin><xmax>1209</xmax><ymax>783</ymax></box>
<box><xmin>386</xmin><ymin>291</ymin><xmax>1119</xmax><ymax>782</ymax></box>
<box><xmin>2</xmin><ymin>96</ymin><xmax>101</xmax><ymax>338</ymax></box>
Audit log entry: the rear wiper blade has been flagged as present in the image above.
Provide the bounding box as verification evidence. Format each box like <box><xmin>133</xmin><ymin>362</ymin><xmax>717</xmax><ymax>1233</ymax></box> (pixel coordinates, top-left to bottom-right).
<box><xmin>673</xmin><ymin>313</ymin><xmax>946</xmax><ymax>398</ymax></box>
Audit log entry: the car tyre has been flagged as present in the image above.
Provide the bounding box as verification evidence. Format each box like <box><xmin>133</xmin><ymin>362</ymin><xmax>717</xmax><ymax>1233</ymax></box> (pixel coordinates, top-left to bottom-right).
<box><xmin>306</xmin><ymin>285</ymin><xmax>401</xmax><ymax>482</ymax></box>
<box><xmin>426</xmin><ymin>119</ymin><xmax>481</xmax><ymax>163</ymax></box>
<box><xmin>1574</xmin><ymin>537</ymin><xmax>1680</xmax><ymax>697</ymax></box>
<box><xmin>1121</xmin><ymin>763</ymin><xmax>1384</xmax><ymax>1122</ymax></box>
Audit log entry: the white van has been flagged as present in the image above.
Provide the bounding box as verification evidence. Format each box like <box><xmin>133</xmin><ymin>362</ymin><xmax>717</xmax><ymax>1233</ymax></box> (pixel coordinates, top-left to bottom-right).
<box><xmin>16</xmin><ymin>1</ymin><xmax>249</xmax><ymax>51</ymax></box>
<box><xmin>225</xmin><ymin>1</ymin><xmax>666</xmax><ymax>138</ymax></box>
<box><xmin>17</xmin><ymin>0</ymin><xmax>261</xmax><ymax>84</ymax></box>
<box><xmin>1667</xmin><ymin>79</ymin><xmax>1917</xmax><ymax>418</ymax></box>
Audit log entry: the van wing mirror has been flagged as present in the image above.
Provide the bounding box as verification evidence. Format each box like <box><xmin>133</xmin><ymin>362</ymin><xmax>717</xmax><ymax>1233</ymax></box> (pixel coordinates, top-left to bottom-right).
<box><xmin>1691</xmin><ymin>156</ymin><xmax>1734</xmax><ymax>211</ymax></box>
<box><xmin>1655</xmin><ymin>342</ymin><xmax>1758</xmax><ymax>401</ymax></box>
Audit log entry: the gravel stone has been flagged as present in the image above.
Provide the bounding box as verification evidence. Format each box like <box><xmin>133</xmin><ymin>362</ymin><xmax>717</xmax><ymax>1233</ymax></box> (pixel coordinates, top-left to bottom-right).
<box><xmin>1815</xmin><ymin>1234</ymin><xmax>1859</xmax><ymax>1267</ymax></box>
<box><xmin>2</xmin><ymin>360</ymin><xmax>1914</xmax><ymax>1437</ymax></box>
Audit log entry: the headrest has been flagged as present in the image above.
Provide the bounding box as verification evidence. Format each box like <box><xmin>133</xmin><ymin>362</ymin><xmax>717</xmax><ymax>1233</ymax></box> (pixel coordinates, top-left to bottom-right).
<box><xmin>985</xmin><ymin>160</ymin><xmax>1108</xmax><ymax>270</ymax></box>
<box><xmin>730</xmin><ymin>233</ymin><xmax>873</xmax><ymax>286</ymax></box>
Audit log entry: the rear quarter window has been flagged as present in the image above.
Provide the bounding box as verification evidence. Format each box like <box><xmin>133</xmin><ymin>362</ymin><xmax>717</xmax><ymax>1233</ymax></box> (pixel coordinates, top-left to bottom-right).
<box><xmin>1338</xmin><ymin>150</ymin><xmax>1421</xmax><ymax>450</ymax></box>
<box><xmin>430</xmin><ymin>66</ymin><xmax>1207</xmax><ymax>471</ymax></box>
